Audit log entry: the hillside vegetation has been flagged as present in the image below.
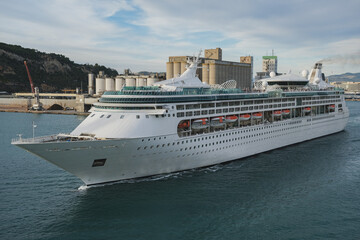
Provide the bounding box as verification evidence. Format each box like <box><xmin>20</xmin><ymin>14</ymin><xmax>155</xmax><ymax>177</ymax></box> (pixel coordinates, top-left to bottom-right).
<box><xmin>0</xmin><ymin>42</ymin><xmax>118</xmax><ymax>93</ymax></box>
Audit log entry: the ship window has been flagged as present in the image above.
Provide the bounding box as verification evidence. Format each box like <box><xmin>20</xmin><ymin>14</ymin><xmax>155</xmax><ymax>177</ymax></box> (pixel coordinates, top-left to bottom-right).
<box><xmin>92</xmin><ymin>158</ymin><xmax>106</xmax><ymax>167</ymax></box>
<box><xmin>120</xmin><ymin>115</ymin><xmax>125</xmax><ymax>119</ymax></box>
<box><xmin>146</xmin><ymin>115</ymin><xmax>149</xmax><ymax>118</ymax></box>
<box><xmin>176</xmin><ymin>105</ymin><xmax>184</xmax><ymax>110</ymax></box>
<box><xmin>100</xmin><ymin>115</ymin><xmax>104</xmax><ymax>118</ymax></box>
<box><xmin>91</xmin><ymin>114</ymin><xmax>95</xmax><ymax>117</ymax></box>
<box><xmin>107</xmin><ymin>115</ymin><xmax>111</xmax><ymax>118</ymax></box>
<box><xmin>136</xmin><ymin>115</ymin><xmax>140</xmax><ymax>119</ymax></box>
<box><xmin>201</xmin><ymin>103</ymin><xmax>209</xmax><ymax>108</ymax></box>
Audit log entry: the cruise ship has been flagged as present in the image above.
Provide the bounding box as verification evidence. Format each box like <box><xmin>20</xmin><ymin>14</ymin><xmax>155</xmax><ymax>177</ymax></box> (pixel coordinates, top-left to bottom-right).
<box><xmin>12</xmin><ymin>55</ymin><xmax>349</xmax><ymax>185</ymax></box>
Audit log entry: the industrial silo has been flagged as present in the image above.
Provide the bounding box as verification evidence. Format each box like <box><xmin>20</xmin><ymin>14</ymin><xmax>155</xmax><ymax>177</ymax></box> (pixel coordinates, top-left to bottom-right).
<box><xmin>115</xmin><ymin>77</ymin><xmax>125</xmax><ymax>91</ymax></box>
<box><xmin>202</xmin><ymin>63</ymin><xmax>209</xmax><ymax>84</ymax></box>
<box><xmin>173</xmin><ymin>62</ymin><xmax>181</xmax><ymax>77</ymax></box>
<box><xmin>105</xmin><ymin>77</ymin><xmax>115</xmax><ymax>91</ymax></box>
<box><xmin>180</xmin><ymin>62</ymin><xmax>187</xmax><ymax>75</ymax></box>
<box><xmin>126</xmin><ymin>78</ymin><xmax>136</xmax><ymax>87</ymax></box>
<box><xmin>147</xmin><ymin>77</ymin><xmax>159</xmax><ymax>86</ymax></box>
<box><xmin>95</xmin><ymin>77</ymin><xmax>105</xmax><ymax>95</ymax></box>
<box><xmin>88</xmin><ymin>73</ymin><xmax>94</xmax><ymax>95</ymax></box>
<box><xmin>166</xmin><ymin>62</ymin><xmax>173</xmax><ymax>79</ymax></box>
<box><xmin>136</xmin><ymin>77</ymin><xmax>147</xmax><ymax>87</ymax></box>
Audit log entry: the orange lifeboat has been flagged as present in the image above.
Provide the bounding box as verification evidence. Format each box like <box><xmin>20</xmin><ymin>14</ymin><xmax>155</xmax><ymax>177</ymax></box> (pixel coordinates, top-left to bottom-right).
<box><xmin>282</xmin><ymin>109</ymin><xmax>290</xmax><ymax>115</ymax></box>
<box><xmin>304</xmin><ymin>107</ymin><xmax>311</xmax><ymax>113</ymax></box>
<box><xmin>273</xmin><ymin>110</ymin><xmax>282</xmax><ymax>117</ymax></box>
<box><xmin>225</xmin><ymin>115</ymin><xmax>238</xmax><ymax>123</ymax></box>
<box><xmin>178</xmin><ymin>120</ymin><xmax>190</xmax><ymax>128</ymax></box>
<box><xmin>239</xmin><ymin>114</ymin><xmax>251</xmax><ymax>121</ymax></box>
<box><xmin>192</xmin><ymin>118</ymin><xmax>209</xmax><ymax>130</ymax></box>
<box><xmin>211</xmin><ymin>116</ymin><xmax>225</xmax><ymax>127</ymax></box>
<box><xmin>252</xmin><ymin>112</ymin><xmax>262</xmax><ymax>119</ymax></box>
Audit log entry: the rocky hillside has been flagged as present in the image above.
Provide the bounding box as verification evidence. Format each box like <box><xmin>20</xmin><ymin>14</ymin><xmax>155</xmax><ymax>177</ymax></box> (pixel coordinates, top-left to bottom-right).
<box><xmin>0</xmin><ymin>42</ymin><xmax>118</xmax><ymax>93</ymax></box>
<box><xmin>328</xmin><ymin>72</ymin><xmax>360</xmax><ymax>82</ymax></box>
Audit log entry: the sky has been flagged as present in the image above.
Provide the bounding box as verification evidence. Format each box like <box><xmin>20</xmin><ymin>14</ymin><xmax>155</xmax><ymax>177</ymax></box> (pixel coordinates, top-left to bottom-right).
<box><xmin>1</xmin><ymin>0</ymin><xmax>360</xmax><ymax>76</ymax></box>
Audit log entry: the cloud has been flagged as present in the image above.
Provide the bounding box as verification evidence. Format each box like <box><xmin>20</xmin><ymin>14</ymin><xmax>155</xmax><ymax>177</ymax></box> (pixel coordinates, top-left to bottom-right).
<box><xmin>0</xmin><ymin>0</ymin><xmax>359</xmax><ymax>74</ymax></box>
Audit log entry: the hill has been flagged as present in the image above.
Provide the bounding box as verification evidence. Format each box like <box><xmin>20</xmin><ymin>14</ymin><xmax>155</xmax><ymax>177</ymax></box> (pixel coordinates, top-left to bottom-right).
<box><xmin>0</xmin><ymin>42</ymin><xmax>118</xmax><ymax>93</ymax></box>
<box><xmin>328</xmin><ymin>72</ymin><xmax>360</xmax><ymax>82</ymax></box>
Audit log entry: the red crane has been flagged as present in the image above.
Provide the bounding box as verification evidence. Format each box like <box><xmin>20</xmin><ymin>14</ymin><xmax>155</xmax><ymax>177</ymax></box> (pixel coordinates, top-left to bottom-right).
<box><xmin>24</xmin><ymin>61</ymin><xmax>35</xmax><ymax>94</ymax></box>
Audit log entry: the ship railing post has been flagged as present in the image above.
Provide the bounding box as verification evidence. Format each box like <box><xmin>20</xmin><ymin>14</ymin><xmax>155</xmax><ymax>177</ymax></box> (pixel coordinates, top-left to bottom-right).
<box><xmin>32</xmin><ymin>121</ymin><xmax>37</xmax><ymax>140</ymax></box>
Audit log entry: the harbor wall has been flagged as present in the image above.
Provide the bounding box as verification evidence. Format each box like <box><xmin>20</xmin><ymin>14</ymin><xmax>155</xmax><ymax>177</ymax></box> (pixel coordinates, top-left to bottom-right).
<box><xmin>0</xmin><ymin>97</ymin><xmax>98</xmax><ymax>112</ymax></box>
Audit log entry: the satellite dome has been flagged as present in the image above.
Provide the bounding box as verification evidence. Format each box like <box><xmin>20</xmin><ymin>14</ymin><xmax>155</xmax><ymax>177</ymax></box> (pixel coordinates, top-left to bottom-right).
<box><xmin>270</xmin><ymin>72</ymin><xmax>276</xmax><ymax>78</ymax></box>
<box><xmin>301</xmin><ymin>69</ymin><xmax>309</xmax><ymax>78</ymax></box>
<box><xmin>262</xmin><ymin>80</ymin><xmax>268</xmax><ymax>88</ymax></box>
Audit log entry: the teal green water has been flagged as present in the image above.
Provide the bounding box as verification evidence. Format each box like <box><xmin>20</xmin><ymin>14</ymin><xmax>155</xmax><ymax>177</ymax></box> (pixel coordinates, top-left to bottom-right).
<box><xmin>1</xmin><ymin>102</ymin><xmax>360</xmax><ymax>240</ymax></box>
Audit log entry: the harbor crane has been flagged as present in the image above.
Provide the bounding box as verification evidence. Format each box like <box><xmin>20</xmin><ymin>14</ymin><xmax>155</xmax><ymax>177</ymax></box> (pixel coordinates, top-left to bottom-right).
<box><xmin>24</xmin><ymin>61</ymin><xmax>35</xmax><ymax>94</ymax></box>
<box><xmin>23</xmin><ymin>61</ymin><xmax>43</xmax><ymax>110</ymax></box>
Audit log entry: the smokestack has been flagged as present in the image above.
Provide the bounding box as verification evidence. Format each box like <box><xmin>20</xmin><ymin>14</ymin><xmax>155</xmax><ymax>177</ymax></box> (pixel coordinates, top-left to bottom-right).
<box><xmin>308</xmin><ymin>63</ymin><xmax>323</xmax><ymax>83</ymax></box>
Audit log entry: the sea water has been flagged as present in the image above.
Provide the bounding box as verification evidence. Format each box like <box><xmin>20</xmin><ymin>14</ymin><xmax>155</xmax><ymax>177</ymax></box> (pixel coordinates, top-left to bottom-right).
<box><xmin>1</xmin><ymin>102</ymin><xmax>359</xmax><ymax>240</ymax></box>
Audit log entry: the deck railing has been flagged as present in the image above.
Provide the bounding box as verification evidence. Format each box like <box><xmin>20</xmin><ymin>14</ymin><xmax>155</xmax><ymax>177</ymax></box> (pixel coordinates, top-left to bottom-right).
<box><xmin>11</xmin><ymin>134</ymin><xmax>67</xmax><ymax>144</ymax></box>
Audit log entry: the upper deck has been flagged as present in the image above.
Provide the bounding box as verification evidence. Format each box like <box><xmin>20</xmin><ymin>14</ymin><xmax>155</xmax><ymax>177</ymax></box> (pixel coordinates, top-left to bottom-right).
<box><xmin>98</xmin><ymin>86</ymin><xmax>345</xmax><ymax>105</ymax></box>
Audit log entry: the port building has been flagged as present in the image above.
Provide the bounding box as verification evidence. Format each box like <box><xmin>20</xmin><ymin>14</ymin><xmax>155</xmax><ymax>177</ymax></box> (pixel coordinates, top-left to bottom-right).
<box><xmin>255</xmin><ymin>55</ymin><xmax>279</xmax><ymax>80</ymax></box>
<box><xmin>166</xmin><ymin>48</ymin><xmax>253</xmax><ymax>89</ymax></box>
<box><xmin>330</xmin><ymin>81</ymin><xmax>360</xmax><ymax>94</ymax></box>
<box><xmin>262</xmin><ymin>56</ymin><xmax>278</xmax><ymax>73</ymax></box>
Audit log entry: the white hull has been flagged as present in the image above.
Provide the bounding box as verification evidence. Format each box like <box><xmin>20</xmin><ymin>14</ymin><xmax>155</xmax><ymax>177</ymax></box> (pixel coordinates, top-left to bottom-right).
<box><xmin>15</xmin><ymin>111</ymin><xmax>349</xmax><ymax>185</ymax></box>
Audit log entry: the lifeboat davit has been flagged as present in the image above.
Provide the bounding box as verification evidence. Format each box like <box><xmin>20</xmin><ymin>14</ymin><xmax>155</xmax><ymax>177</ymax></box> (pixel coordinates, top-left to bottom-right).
<box><xmin>282</xmin><ymin>109</ymin><xmax>290</xmax><ymax>115</ymax></box>
<box><xmin>304</xmin><ymin>107</ymin><xmax>311</xmax><ymax>113</ymax></box>
<box><xmin>211</xmin><ymin>116</ymin><xmax>225</xmax><ymax>127</ymax></box>
<box><xmin>328</xmin><ymin>104</ymin><xmax>335</xmax><ymax>110</ymax></box>
<box><xmin>225</xmin><ymin>115</ymin><xmax>238</xmax><ymax>123</ymax></box>
<box><xmin>252</xmin><ymin>112</ymin><xmax>262</xmax><ymax>119</ymax></box>
<box><xmin>273</xmin><ymin>110</ymin><xmax>282</xmax><ymax>117</ymax></box>
<box><xmin>239</xmin><ymin>114</ymin><xmax>251</xmax><ymax>121</ymax></box>
<box><xmin>192</xmin><ymin>118</ymin><xmax>209</xmax><ymax>130</ymax></box>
